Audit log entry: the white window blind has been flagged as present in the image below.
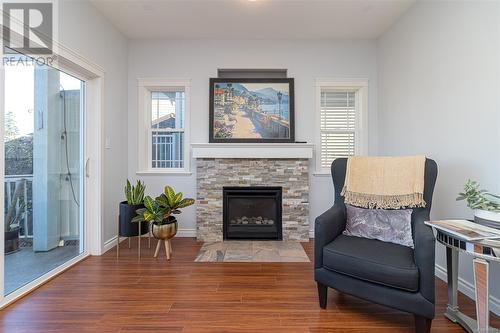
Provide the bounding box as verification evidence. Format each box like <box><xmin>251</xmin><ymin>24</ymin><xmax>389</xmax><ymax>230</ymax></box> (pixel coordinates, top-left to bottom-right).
<box><xmin>320</xmin><ymin>90</ymin><xmax>356</xmax><ymax>169</ymax></box>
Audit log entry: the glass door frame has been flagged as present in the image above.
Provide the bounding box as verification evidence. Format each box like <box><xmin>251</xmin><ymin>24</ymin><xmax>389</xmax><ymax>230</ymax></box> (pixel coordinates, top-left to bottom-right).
<box><xmin>0</xmin><ymin>40</ymin><xmax>104</xmax><ymax>308</ymax></box>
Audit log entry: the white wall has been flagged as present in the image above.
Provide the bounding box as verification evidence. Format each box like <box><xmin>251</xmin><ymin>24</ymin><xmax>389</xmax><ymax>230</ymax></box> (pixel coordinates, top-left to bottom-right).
<box><xmin>127</xmin><ymin>39</ymin><xmax>379</xmax><ymax>235</ymax></box>
<box><xmin>59</xmin><ymin>0</ymin><xmax>500</xmax><ymax>317</ymax></box>
<box><xmin>378</xmin><ymin>0</ymin><xmax>500</xmax><ymax>313</ymax></box>
<box><xmin>59</xmin><ymin>0</ymin><xmax>129</xmax><ymax>249</ymax></box>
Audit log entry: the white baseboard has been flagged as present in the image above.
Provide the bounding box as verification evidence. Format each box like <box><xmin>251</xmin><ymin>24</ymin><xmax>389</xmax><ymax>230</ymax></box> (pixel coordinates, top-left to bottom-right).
<box><xmin>176</xmin><ymin>228</ymin><xmax>197</xmax><ymax>237</ymax></box>
<box><xmin>435</xmin><ymin>263</ymin><xmax>500</xmax><ymax>316</ymax></box>
<box><xmin>102</xmin><ymin>235</ymin><xmax>126</xmax><ymax>254</ymax></box>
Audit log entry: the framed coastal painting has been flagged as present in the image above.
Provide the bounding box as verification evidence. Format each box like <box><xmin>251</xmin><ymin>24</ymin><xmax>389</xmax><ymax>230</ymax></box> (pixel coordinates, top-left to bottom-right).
<box><xmin>209</xmin><ymin>78</ymin><xmax>295</xmax><ymax>143</ymax></box>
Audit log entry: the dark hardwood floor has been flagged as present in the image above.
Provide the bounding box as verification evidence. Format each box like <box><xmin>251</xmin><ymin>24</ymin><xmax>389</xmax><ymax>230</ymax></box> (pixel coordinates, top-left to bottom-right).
<box><xmin>0</xmin><ymin>238</ymin><xmax>498</xmax><ymax>332</ymax></box>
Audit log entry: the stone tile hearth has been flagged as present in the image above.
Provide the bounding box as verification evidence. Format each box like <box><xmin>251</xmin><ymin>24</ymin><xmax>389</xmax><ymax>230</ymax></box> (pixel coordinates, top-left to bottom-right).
<box><xmin>196</xmin><ymin>158</ymin><xmax>310</xmax><ymax>242</ymax></box>
<box><xmin>194</xmin><ymin>241</ymin><xmax>310</xmax><ymax>262</ymax></box>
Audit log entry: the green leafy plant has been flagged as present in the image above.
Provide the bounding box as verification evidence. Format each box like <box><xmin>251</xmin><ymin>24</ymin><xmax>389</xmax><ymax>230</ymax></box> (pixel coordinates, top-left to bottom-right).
<box><xmin>5</xmin><ymin>180</ymin><xmax>27</xmax><ymax>232</ymax></box>
<box><xmin>124</xmin><ymin>179</ymin><xmax>145</xmax><ymax>205</ymax></box>
<box><xmin>133</xmin><ymin>196</ymin><xmax>165</xmax><ymax>224</ymax></box>
<box><xmin>457</xmin><ymin>180</ymin><xmax>500</xmax><ymax>212</ymax></box>
<box><xmin>132</xmin><ymin>185</ymin><xmax>195</xmax><ymax>225</ymax></box>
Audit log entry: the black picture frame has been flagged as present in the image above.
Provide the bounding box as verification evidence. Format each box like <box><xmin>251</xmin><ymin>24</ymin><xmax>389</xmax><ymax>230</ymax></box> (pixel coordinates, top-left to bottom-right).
<box><xmin>209</xmin><ymin>78</ymin><xmax>295</xmax><ymax>143</ymax></box>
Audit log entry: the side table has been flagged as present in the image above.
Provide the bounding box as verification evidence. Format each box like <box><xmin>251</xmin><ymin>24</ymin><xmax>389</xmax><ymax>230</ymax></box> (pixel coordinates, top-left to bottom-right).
<box><xmin>433</xmin><ymin>229</ymin><xmax>500</xmax><ymax>333</ymax></box>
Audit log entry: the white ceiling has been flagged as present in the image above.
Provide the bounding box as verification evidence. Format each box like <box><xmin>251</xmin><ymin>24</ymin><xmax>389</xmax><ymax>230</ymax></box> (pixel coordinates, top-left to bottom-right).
<box><xmin>90</xmin><ymin>0</ymin><xmax>415</xmax><ymax>40</ymax></box>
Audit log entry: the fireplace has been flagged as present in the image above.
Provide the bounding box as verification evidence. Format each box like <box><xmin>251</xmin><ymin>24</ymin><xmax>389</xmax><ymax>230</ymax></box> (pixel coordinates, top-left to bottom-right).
<box><xmin>223</xmin><ymin>186</ymin><xmax>282</xmax><ymax>240</ymax></box>
<box><xmin>195</xmin><ymin>157</ymin><xmax>310</xmax><ymax>242</ymax></box>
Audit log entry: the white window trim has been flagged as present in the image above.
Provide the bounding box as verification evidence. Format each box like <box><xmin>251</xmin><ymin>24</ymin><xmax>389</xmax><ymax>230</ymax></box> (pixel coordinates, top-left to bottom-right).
<box><xmin>314</xmin><ymin>78</ymin><xmax>369</xmax><ymax>175</ymax></box>
<box><xmin>137</xmin><ymin>78</ymin><xmax>191</xmax><ymax>174</ymax></box>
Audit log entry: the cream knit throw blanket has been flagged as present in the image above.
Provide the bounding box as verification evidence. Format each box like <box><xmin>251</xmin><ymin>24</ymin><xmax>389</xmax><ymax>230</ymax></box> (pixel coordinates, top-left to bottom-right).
<box><xmin>341</xmin><ymin>155</ymin><xmax>426</xmax><ymax>209</ymax></box>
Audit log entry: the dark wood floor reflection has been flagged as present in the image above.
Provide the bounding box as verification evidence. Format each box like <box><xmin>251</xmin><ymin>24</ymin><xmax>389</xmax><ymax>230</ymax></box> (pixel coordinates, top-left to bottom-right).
<box><xmin>0</xmin><ymin>238</ymin><xmax>498</xmax><ymax>332</ymax></box>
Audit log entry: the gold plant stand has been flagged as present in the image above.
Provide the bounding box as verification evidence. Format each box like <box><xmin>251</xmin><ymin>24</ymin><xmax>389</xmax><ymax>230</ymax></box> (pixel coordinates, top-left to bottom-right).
<box><xmin>153</xmin><ymin>239</ymin><xmax>173</xmax><ymax>260</ymax></box>
<box><xmin>151</xmin><ymin>219</ymin><xmax>178</xmax><ymax>260</ymax></box>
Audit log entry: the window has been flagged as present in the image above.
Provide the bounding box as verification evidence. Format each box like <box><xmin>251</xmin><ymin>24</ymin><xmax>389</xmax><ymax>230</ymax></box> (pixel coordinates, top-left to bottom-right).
<box><xmin>138</xmin><ymin>79</ymin><xmax>190</xmax><ymax>173</ymax></box>
<box><xmin>151</xmin><ymin>90</ymin><xmax>185</xmax><ymax>168</ymax></box>
<box><xmin>316</xmin><ymin>79</ymin><xmax>368</xmax><ymax>173</ymax></box>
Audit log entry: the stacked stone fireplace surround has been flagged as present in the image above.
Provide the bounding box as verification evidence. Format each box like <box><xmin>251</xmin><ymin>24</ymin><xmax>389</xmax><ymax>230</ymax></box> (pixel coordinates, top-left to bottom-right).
<box><xmin>196</xmin><ymin>158</ymin><xmax>310</xmax><ymax>242</ymax></box>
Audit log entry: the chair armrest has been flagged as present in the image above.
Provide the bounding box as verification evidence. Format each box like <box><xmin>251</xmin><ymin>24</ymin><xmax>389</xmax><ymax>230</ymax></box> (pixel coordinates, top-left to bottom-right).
<box><xmin>314</xmin><ymin>204</ymin><xmax>346</xmax><ymax>269</ymax></box>
<box><xmin>413</xmin><ymin>212</ymin><xmax>436</xmax><ymax>304</ymax></box>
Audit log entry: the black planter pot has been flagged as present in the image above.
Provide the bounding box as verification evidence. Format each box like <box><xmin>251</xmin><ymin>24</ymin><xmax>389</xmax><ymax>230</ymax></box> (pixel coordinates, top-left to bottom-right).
<box><xmin>5</xmin><ymin>227</ymin><xmax>20</xmax><ymax>254</ymax></box>
<box><xmin>119</xmin><ymin>201</ymin><xmax>149</xmax><ymax>237</ymax></box>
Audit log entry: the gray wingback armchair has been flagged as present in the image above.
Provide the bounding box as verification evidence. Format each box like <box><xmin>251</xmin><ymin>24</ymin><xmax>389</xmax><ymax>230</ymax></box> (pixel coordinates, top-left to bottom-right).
<box><xmin>314</xmin><ymin>158</ymin><xmax>438</xmax><ymax>333</ymax></box>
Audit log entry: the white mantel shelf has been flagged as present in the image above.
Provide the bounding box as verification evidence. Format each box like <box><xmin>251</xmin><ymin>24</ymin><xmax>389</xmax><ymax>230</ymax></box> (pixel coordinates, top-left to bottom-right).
<box><xmin>191</xmin><ymin>143</ymin><xmax>314</xmax><ymax>159</ymax></box>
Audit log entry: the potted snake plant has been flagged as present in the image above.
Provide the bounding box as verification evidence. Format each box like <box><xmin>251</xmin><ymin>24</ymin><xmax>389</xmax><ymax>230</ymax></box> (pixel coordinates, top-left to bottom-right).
<box><xmin>457</xmin><ymin>180</ymin><xmax>500</xmax><ymax>229</ymax></box>
<box><xmin>119</xmin><ymin>180</ymin><xmax>148</xmax><ymax>237</ymax></box>
<box><xmin>5</xmin><ymin>180</ymin><xmax>26</xmax><ymax>254</ymax></box>
<box><xmin>132</xmin><ymin>186</ymin><xmax>194</xmax><ymax>240</ymax></box>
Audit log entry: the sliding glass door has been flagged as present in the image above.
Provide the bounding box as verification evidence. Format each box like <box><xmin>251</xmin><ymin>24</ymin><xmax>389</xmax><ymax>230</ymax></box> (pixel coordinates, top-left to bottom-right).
<box><xmin>3</xmin><ymin>49</ymin><xmax>84</xmax><ymax>295</ymax></box>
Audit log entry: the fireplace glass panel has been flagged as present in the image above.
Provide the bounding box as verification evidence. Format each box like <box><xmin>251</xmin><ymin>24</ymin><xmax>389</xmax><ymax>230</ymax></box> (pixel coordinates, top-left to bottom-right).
<box><xmin>223</xmin><ymin>187</ymin><xmax>282</xmax><ymax>240</ymax></box>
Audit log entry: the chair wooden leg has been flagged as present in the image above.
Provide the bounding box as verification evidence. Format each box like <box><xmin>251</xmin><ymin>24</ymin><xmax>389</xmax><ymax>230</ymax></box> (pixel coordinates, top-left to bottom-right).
<box><xmin>317</xmin><ymin>282</ymin><xmax>328</xmax><ymax>309</ymax></box>
<box><xmin>414</xmin><ymin>315</ymin><xmax>432</xmax><ymax>333</ymax></box>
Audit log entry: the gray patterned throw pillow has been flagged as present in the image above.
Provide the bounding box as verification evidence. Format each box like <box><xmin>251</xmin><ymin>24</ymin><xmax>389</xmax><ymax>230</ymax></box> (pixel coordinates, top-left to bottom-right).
<box><xmin>344</xmin><ymin>204</ymin><xmax>414</xmax><ymax>248</ymax></box>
